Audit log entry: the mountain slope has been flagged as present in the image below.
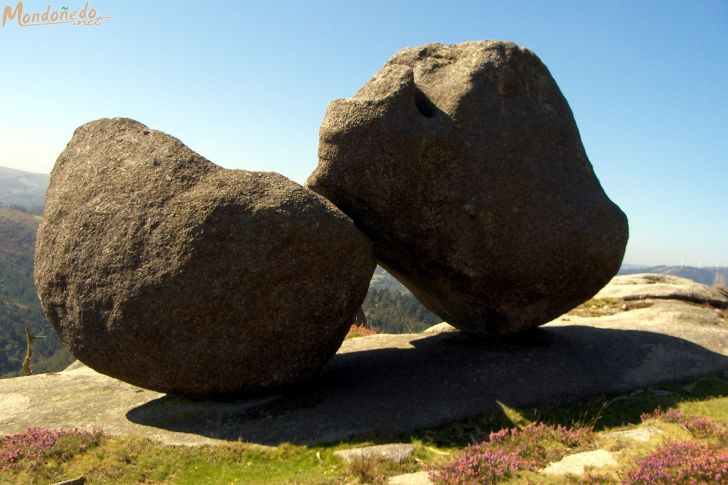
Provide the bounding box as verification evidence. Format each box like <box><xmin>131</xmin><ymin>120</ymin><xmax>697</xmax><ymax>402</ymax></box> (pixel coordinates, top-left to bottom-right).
<box><xmin>0</xmin><ymin>166</ymin><xmax>49</xmax><ymax>208</ymax></box>
<box><xmin>368</xmin><ymin>266</ymin><xmax>409</xmax><ymax>293</ymax></box>
<box><xmin>619</xmin><ymin>265</ymin><xmax>728</xmax><ymax>287</ymax></box>
<box><xmin>0</xmin><ymin>207</ymin><xmax>72</xmax><ymax>377</ymax></box>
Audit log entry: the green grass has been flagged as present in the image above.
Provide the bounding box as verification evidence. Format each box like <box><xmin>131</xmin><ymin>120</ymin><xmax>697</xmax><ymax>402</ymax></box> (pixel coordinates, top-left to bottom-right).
<box><xmin>3</xmin><ymin>437</ymin><xmax>352</xmax><ymax>484</ymax></box>
<box><xmin>567</xmin><ymin>298</ymin><xmax>625</xmax><ymax>317</ymax></box>
<box><xmin>567</xmin><ymin>298</ymin><xmax>656</xmax><ymax>318</ymax></box>
<box><xmin>2</xmin><ymin>374</ymin><xmax>727</xmax><ymax>484</ymax></box>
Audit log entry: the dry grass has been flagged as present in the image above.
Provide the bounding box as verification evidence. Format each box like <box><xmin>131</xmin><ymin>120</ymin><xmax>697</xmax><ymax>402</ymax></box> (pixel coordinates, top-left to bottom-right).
<box><xmin>568</xmin><ymin>298</ymin><xmax>626</xmax><ymax>317</ymax></box>
<box><xmin>346</xmin><ymin>324</ymin><xmax>377</xmax><ymax>340</ymax></box>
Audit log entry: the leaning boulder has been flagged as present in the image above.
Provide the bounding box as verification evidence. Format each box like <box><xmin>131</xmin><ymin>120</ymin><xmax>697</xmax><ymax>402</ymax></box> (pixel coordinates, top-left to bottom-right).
<box><xmin>35</xmin><ymin>118</ymin><xmax>375</xmax><ymax>397</ymax></box>
<box><xmin>307</xmin><ymin>41</ymin><xmax>628</xmax><ymax>335</ymax></box>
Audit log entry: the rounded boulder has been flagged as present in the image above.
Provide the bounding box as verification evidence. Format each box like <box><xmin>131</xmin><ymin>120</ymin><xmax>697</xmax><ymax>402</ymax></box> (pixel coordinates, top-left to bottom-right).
<box><xmin>307</xmin><ymin>41</ymin><xmax>628</xmax><ymax>336</ymax></box>
<box><xmin>35</xmin><ymin>118</ymin><xmax>376</xmax><ymax>397</ymax></box>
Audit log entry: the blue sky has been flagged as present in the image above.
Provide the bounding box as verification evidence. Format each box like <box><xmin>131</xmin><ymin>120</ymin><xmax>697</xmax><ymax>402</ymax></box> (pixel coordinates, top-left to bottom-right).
<box><xmin>0</xmin><ymin>0</ymin><xmax>726</xmax><ymax>266</ymax></box>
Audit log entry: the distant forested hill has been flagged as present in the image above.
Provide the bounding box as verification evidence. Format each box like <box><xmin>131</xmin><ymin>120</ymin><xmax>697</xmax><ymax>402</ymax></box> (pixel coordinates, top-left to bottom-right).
<box><xmin>0</xmin><ymin>206</ymin><xmax>72</xmax><ymax>377</ymax></box>
<box><xmin>368</xmin><ymin>266</ymin><xmax>409</xmax><ymax>293</ymax></box>
<box><xmin>362</xmin><ymin>266</ymin><xmax>441</xmax><ymax>333</ymax></box>
<box><xmin>0</xmin><ymin>166</ymin><xmax>48</xmax><ymax>209</ymax></box>
<box><xmin>362</xmin><ymin>287</ymin><xmax>441</xmax><ymax>333</ymax></box>
<box><xmin>619</xmin><ymin>265</ymin><xmax>728</xmax><ymax>286</ymax></box>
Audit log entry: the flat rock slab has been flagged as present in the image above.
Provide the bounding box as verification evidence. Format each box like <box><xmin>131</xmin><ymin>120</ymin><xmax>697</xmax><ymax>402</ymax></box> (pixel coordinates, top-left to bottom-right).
<box><xmin>334</xmin><ymin>443</ymin><xmax>415</xmax><ymax>463</ymax></box>
<box><xmin>2</xmin><ymin>279</ymin><xmax>728</xmax><ymax>446</ymax></box>
<box><xmin>541</xmin><ymin>449</ymin><xmax>618</xmax><ymax>475</ymax></box>
<box><xmin>0</xmin><ymin>365</ymin><xmax>278</xmax><ymax>446</ymax></box>
<box><xmin>388</xmin><ymin>471</ymin><xmax>433</xmax><ymax>485</ymax></box>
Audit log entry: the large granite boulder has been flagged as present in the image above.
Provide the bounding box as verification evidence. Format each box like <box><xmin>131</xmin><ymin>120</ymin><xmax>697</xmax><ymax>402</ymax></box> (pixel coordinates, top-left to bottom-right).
<box><xmin>34</xmin><ymin>118</ymin><xmax>375</xmax><ymax>397</ymax></box>
<box><xmin>307</xmin><ymin>41</ymin><xmax>628</xmax><ymax>336</ymax></box>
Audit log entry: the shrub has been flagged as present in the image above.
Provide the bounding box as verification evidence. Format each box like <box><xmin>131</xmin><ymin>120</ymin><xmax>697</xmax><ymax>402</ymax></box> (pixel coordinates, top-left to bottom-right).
<box><xmin>488</xmin><ymin>422</ymin><xmax>593</xmax><ymax>452</ymax></box>
<box><xmin>624</xmin><ymin>440</ymin><xmax>728</xmax><ymax>484</ymax></box>
<box><xmin>432</xmin><ymin>446</ymin><xmax>535</xmax><ymax>485</ymax></box>
<box><xmin>347</xmin><ymin>456</ymin><xmax>386</xmax><ymax>484</ymax></box>
<box><xmin>346</xmin><ymin>324</ymin><xmax>377</xmax><ymax>339</ymax></box>
<box><xmin>640</xmin><ymin>408</ymin><xmax>727</xmax><ymax>441</ymax></box>
<box><xmin>430</xmin><ymin>422</ymin><xmax>593</xmax><ymax>485</ymax></box>
<box><xmin>0</xmin><ymin>427</ymin><xmax>103</xmax><ymax>472</ymax></box>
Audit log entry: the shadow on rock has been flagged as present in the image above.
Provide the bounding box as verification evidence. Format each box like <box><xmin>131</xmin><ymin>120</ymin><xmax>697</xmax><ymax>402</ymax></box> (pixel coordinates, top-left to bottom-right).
<box><xmin>126</xmin><ymin>326</ymin><xmax>728</xmax><ymax>445</ymax></box>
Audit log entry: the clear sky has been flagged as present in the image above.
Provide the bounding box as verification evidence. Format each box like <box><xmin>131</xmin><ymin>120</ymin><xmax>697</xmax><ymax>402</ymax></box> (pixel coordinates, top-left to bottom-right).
<box><xmin>0</xmin><ymin>0</ymin><xmax>725</xmax><ymax>266</ymax></box>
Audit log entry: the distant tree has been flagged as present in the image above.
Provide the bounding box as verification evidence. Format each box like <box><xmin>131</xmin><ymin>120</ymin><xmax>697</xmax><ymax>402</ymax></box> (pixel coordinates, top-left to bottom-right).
<box><xmin>21</xmin><ymin>321</ymin><xmax>35</xmax><ymax>376</ymax></box>
<box><xmin>362</xmin><ymin>287</ymin><xmax>441</xmax><ymax>334</ymax></box>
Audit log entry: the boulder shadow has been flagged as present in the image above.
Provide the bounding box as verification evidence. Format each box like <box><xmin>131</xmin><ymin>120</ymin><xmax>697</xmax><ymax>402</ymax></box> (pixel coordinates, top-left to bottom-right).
<box><xmin>126</xmin><ymin>325</ymin><xmax>728</xmax><ymax>445</ymax></box>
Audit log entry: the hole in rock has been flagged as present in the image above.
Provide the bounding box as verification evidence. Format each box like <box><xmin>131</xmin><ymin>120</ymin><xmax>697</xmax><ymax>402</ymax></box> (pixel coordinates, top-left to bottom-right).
<box><xmin>414</xmin><ymin>90</ymin><xmax>437</xmax><ymax>118</ymax></box>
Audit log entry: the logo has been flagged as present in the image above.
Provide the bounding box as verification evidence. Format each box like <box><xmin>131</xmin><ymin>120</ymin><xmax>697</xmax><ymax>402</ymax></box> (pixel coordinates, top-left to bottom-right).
<box><xmin>2</xmin><ymin>1</ymin><xmax>110</xmax><ymax>28</ymax></box>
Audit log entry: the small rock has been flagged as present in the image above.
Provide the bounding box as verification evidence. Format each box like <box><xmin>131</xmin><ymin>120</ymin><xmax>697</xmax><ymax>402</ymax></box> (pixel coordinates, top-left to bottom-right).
<box><xmin>334</xmin><ymin>443</ymin><xmax>415</xmax><ymax>464</ymax></box>
<box><xmin>51</xmin><ymin>477</ymin><xmax>85</xmax><ymax>485</ymax></box>
<box><xmin>423</xmin><ymin>322</ymin><xmax>457</xmax><ymax>334</ymax></box>
<box><xmin>388</xmin><ymin>471</ymin><xmax>433</xmax><ymax>485</ymax></box>
<box><xmin>63</xmin><ymin>360</ymin><xmax>85</xmax><ymax>371</ymax></box>
<box><xmin>541</xmin><ymin>449</ymin><xmax>618</xmax><ymax>475</ymax></box>
<box><xmin>602</xmin><ymin>425</ymin><xmax>663</xmax><ymax>443</ymax></box>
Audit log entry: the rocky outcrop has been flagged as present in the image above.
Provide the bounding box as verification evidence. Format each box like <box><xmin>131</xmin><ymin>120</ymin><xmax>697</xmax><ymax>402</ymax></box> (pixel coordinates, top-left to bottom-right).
<box><xmin>34</xmin><ymin>118</ymin><xmax>375</xmax><ymax>397</ymax></box>
<box><xmin>596</xmin><ymin>273</ymin><xmax>728</xmax><ymax>308</ymax></box>
<box><xmin>307</xmin><ymin>40</ymin><xmax>628</xmax><ymax>336</ymax></box>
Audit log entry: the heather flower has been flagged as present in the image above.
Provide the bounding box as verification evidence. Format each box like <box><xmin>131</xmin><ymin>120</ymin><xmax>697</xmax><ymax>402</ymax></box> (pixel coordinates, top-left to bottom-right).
<box><xmin>0</xmin><ymin>427</ymin><xmax>102</xmax><ymax>471</ymax></box>
<box><xmin>431</xmin><ymin>422</ymin><xmax>593</xmax><ymax>484</ymax></box>
<box><xmin>431</xmin><ymin>444</ymin><xmax>536</xmax><ymax>485</ymax></box>
<box><xmin>640</xmin><ymin>408</ymin><xmax>684</xmax><ymax>423</ymax></box>
<box><xmin>640</xmin><ymin>408</ymin><xmax>727</xmax><ymax>441</ymax></box>
<box><xmin>486</xmin><ymin>422</ymin><xmax>593</xmax><ymax>462</ymax></box>
<box><xmin>624</xmin><ymin>440</ymin><xmax>728</xmax><ymax>484</ymax></box>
